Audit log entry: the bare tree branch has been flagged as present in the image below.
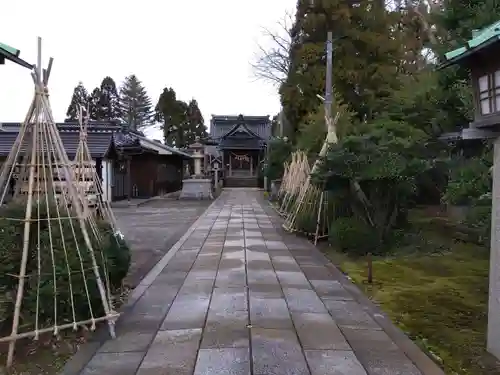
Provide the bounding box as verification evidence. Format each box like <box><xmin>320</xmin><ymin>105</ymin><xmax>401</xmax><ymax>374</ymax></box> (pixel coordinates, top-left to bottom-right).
<box><xmin>250</xmin><ymin>12</ymin><xmax>293</xmax><ymax>86</ymax></box>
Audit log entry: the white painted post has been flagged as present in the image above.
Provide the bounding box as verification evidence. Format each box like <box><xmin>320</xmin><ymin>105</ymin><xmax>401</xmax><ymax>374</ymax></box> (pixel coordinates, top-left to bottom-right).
<box><xmin>488</xmin><ymin>137</ymin><xmax>500</xmax><ymax>359</ymax></box>
<box><xmin>214</xmin><ymin>164</ymin><xmax>219</xmax><ymax>187</ymax></box>
<box><xmin>101</xmin><ymin>159</ymin><xmax>109</xmax><ymax>203</ymax></box>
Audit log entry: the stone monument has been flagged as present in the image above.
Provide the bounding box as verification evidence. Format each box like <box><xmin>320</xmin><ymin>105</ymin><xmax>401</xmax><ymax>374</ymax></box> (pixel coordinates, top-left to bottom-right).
<box><xmin>179</xmin><ymin>137</ymin><xmax>213</xmax><ymax>200</ymax></box>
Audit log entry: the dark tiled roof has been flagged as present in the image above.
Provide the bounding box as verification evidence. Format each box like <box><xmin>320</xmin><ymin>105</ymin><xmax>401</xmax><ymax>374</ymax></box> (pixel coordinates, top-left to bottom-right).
<box><xmin>219</xmin><ymin>138</ymin><xmax>265</xmax><ymax>149</ymax></box>
<box><xmin>113</xmin><ymin>131</ymin><xmax>140</xmax><ymax>148</ymax></box>
<box><xmin>113</xmin><ymin>130</ymin><xmax>192</xmax><ymax>158</ymax></box>
<box><xmin>0</xmin><ymin>125</ymin><xmax>113</xmax><ymax>158</ymax></box>
<box><xmin>210</xmin><ymin>115</ymin><xmax>271</xmax><ymax>140</ymax></box>
<box><xmin>0</xmin><ymin>122</ymin><xmax>192</xmax><ymax>159</ymax></box>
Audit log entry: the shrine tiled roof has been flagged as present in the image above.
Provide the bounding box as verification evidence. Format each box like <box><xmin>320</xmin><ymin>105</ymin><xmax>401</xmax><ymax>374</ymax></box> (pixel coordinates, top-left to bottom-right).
<box><xmin>0</xmin><ymin>42</ymin><xmax>33</xmax><ymax>69</ymax></box>
<box><xmin>210</xmin><ymin>115</ymin><xmax>271</xmax><ymax>140</ymax></box>
<box><xmin>441</xmin><ymin>20</ymin><xmax>500</xmax><ymax>67</ymax></box>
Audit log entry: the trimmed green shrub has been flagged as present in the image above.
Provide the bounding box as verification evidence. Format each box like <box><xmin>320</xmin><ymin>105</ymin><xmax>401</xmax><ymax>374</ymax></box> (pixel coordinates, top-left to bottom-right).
<box><xmin>463</xmin><ymin>198</ymin><xmax>492</xmax><ymax>246</ymax></box>
<box><xmin>443</xmin><ymin>157</ymin><xmax>491</xmax><ymax>206</ymax></box>
<box><xmin>0</xmin><ymin>202</ymin><xmax>130</xmax><ymax>332</ymax></box>
<box><xmin>329</xmin><ymin>216</ymin><xmax>379</xmax><ymax>256</ymax></box>
<box><xmin>264</xmin><ymin>138</ymin><xmax>293</xmax><ymax>182</ymax></box>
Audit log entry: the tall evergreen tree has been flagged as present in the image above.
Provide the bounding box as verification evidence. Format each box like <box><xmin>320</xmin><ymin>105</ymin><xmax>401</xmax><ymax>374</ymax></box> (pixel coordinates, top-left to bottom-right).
<box><xmin>280</xmin><ymin>0</ymin><xmax>404</xmax><ymax>137</ymax></box>
<box><xmin>96</xmin><ymin>76</ymin><xmax>121</xmax><ymax>122</ymax></box>
<box><xmin>88</xmin><ymin>87</ymin><xmax>101</xmax><ymax>121</ymax></box>
<box><xmin>155</xmin><ymin>91</ymin><xmax>207</xmax><ymax>147</ymax></box>
<box><xmin>155</xmin><ymin>87</ymin><xmax>182</xmax><ymax>146</ymax></box>
<box><xmin>66</xmin><ymin>82</ymin><xmax>89</xmax><ymax>121</ymax></box>
<box><xmin>186</xmin><ymin>99</ymin><xmax>207</xmax><ymax>143</ymax></box>
<box><xmin>119</xmin><ymin>74</ymin><xmax>153</xmax><ymax>130</ymax></box>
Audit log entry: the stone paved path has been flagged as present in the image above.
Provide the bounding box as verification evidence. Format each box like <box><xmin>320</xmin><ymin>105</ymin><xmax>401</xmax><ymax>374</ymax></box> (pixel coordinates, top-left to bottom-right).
<box><xmin>67</xmin><ymin>189</ymin><xmax>444</xmax><ymax>375</ymax></box>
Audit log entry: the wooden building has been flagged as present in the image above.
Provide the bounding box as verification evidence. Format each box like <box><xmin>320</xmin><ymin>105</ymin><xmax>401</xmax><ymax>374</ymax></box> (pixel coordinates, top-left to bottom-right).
<box><xmin>0</xmin><ymin>122</ymin><xmax>191</xmax><ymax>202</ymax></box>
<box><xmin>207</xmin><ymin>114</ymin><xmax>271</xmax><ymax>188</ymax></box>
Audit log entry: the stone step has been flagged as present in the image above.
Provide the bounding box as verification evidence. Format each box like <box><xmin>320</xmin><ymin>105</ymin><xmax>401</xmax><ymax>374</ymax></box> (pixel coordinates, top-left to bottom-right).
<box><xmin>224</xmin><ymin>177</ymin><xmax>259</xmax><ymax>188</ymax></box>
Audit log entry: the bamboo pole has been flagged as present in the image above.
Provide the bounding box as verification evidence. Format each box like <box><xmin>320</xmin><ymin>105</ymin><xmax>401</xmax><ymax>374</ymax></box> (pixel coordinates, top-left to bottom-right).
<box><xmin>6</xmin><ymin>99</ymin><xmax>37</xmax><ymax>367</ymax></box>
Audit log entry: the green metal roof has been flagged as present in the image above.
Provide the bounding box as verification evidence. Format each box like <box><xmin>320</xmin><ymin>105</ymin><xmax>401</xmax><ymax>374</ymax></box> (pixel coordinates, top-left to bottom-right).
<box><xmin>0</xmin><ymin>41</ymin><xmax>33</xmax><ymax>69</ymax></box>
<box><xmin>443</xmin><ymin>20</ymin><xmax>500</xmax><ymax>65</ymax></box>
<box><xmin>0</xmin><ymin>42</ymin><xmax>20</xmax><ymax>57</ymax></box>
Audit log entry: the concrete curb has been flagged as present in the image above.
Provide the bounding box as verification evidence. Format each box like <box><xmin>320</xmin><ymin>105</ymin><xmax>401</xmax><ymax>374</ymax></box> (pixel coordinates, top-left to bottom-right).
<box><xmin>59</xmin><ymin>196</ymin><xmax>221</xmax><ymax>375</ymax></box>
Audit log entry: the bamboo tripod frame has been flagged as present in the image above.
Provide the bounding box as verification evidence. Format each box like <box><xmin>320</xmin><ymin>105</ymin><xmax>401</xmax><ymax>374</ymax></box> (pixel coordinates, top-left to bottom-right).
<box><xmin>73</xmin><ymin>105</ymin><xmax>119</xmax><ymax>233</ymax></box>
<box><xmin>0</xmin><ymin>38</ymin><xmax>117</xmax><ymax>367</ymax></box>
<box><xmin>278</xmin><ymin>32</ymin><xmax>341</xmax><ymax>245</ymax></box>
<box><xmin>280</xmin><ymin>111</ymin><xmax>341</xmax><ymax>244</ymax></box>
<box><xmin>277</xmin><ymin>151</ymin><xmax>310</xmax><ymax>216</ymax></box>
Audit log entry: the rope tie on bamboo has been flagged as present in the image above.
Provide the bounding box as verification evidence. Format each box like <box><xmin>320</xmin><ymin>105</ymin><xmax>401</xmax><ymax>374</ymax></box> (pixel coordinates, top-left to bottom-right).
<box><xmin>53</xmin><ymin>325</ymin><xmax>59</xmax><ymax>335</ymax></box>
<box><xmin>91</xmin><ymin>318</ymin><xmax>96</xmax><ymax>331</ymax></box>
<box><xmin>79</xmin><ymin>131</ymin><xmax>88</xmax><ymax>141</ymax></box>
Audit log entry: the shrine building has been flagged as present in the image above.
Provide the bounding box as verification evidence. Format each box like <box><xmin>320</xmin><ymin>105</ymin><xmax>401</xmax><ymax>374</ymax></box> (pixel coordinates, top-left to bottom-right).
<box><xmin>205</xmin><ymin>114</ymin><xmax>271</xmax><ymax>188</ymax></box>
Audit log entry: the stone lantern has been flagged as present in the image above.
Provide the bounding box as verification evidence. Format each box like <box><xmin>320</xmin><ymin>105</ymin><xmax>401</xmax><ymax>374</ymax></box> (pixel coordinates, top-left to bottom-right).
<box><xmin>190</xmin><ymin>137</ymin><xmax>204</xmax><ymax>177</ymax></box>
<box><xmin>179</xmin><ymin>136</ymin><xmax>213</xmax><ymax>200</ymax></box>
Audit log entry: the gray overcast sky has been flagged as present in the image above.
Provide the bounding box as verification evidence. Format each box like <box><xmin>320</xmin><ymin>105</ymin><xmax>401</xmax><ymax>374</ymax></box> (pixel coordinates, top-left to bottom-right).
<box><xmin>0</xmin><ymin>0</ymin><xmax>295</xmax><ymax>128</ymax></box>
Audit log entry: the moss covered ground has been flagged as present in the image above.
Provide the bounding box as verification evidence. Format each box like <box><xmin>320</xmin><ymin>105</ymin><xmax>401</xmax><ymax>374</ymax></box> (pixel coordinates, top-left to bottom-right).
<box><xmin>323</xmin><ymin>218</ymin><xmax>500</xmax><ymax>375</ymax></box>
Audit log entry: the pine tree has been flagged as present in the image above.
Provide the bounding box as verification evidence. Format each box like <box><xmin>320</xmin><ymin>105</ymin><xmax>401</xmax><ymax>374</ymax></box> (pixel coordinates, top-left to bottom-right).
<box><xmin>88</xmin><ymin>87</ymin><xmax>101</xmax><ymax>121</ymax></box>
<box><xmin>96</xmin><ymin>76</ymin><xmax>121</xmax><ymax>122</ymax></box>
<box><xmin>155</xmin><ymin>90</ymin><xmax>207</xmax><ymax>148</ymax></box>
<box><xmin>66</xmin><ymin>82</ymin><xmax>89</xmax><ymax>121</ymax></box>
<box><xmin>155</xmin><ymin>88</ymin><xmax>182</xmax><ymax>146</ymax></box>
<box><xmin>185</xmin><ymin>99</ymin><xmax>207</xmax><ymax>144</ymax></box>
<box><xmin>119</xmin><ymin>74</ymin><xmax>153</xmax><ymax>130</ymax></box>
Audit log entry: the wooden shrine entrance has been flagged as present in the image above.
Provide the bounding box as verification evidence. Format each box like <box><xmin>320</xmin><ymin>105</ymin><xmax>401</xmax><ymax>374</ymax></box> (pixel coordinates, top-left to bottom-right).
<box><xmin>222</xmin><ymin>150</ymin><xmax>261</xmax><ymax>187</ymax></box>
<box><xmin>228</xmin><ymin>151</ymin><xmax>255</xmax><ymax>177</ymax></box>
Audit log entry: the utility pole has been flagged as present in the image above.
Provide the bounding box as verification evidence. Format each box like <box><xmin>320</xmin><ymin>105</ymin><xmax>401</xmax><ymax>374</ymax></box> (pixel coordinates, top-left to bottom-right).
<box><xmin>324</xmin><ymin>31</ymin><xmax>333</xmax><ymax>131</ymax></box>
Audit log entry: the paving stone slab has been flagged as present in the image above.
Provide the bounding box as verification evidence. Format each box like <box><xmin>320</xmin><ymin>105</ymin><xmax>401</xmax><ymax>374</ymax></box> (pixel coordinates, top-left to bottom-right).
<box><xmin>305</xmin><ymin>350</ymin><xmax>367</xmax><ymax>375</ymax></box>
<box><xmin>246</xmin><ymin>249</ymin><xmax>271</xmax><ymax>260</ymax></box>
<box><xmin>247</xmin><ymin>259</ymin><xmax>274</xmax><ymax>271</ymax></box>
<box><xmin>311</xmin><ymin>279</ymin><xmax>354</xmax><ymax>301</ymax></box>
<box><xmin>291</xmin><ymin>312</ymin><xmax>351</xmax><ymax>350</ymax></box>
<box><xmin>210</xmin><ymin>287</ymin><xmax>248</xmax><ymax>312</ymax></box>
<box><xmin>249</xmin><ymin>294</ymin><xmax>293</xmax><ymax>329</ymax></box>
<box><xmin>276</xmin><ymin>270</ymin><xmax>311</xmax><ymax>288</ymax></box>
<box><xmin>194</xmin><ymin>348</ymin><xmax>251</xmax><ymax>375</ymax></box>
<box><xmin>300</xmin><ymin>265</ymin><xmax>335</xmax><ymax>280</ymax></box>
<box><xmin>218</xmin><ymin>257</ymin><xmax>246</xmax><ymax>270</ymax></box>
<box><xmin>201</xmin><ymin>309</ymin><xmax>250</xmax><ymax>349</ymax></box>
<box><xmin>137</xmin><ymin>329</ymin><xmax>202</xmax><ymax>375</ymax></box>
<box><xmin>251</xmin><ymin>328</ymin><xmax>310</xmax><ymax>375</ymax></box>
<box><xmin>323</xmin><ymin>299</ymin><xmax>381</xmax><ymax>330</ymax></box>
<box><xmin>99</xmin><ymin>331</ymin><xmax>155</xmax><ymax>353</ymax></box>
<box><xmin>283</xmin><ymin>288</ymin><xmax>328</xmax><ymax>313</ymax></box>
<box><xmin>247</xmin><ymin>269</ymin><xmax>280</xmax><ymax>286</ymax></box>
<box><xmin>161</xmin><ymin>294</ymin><xmax>211</xmax><ymax>330</ymax></box>
<box><xmin>215</xmin><ymin>270</ymin><xmax>247</xmax><ymax>287</ymax></box>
